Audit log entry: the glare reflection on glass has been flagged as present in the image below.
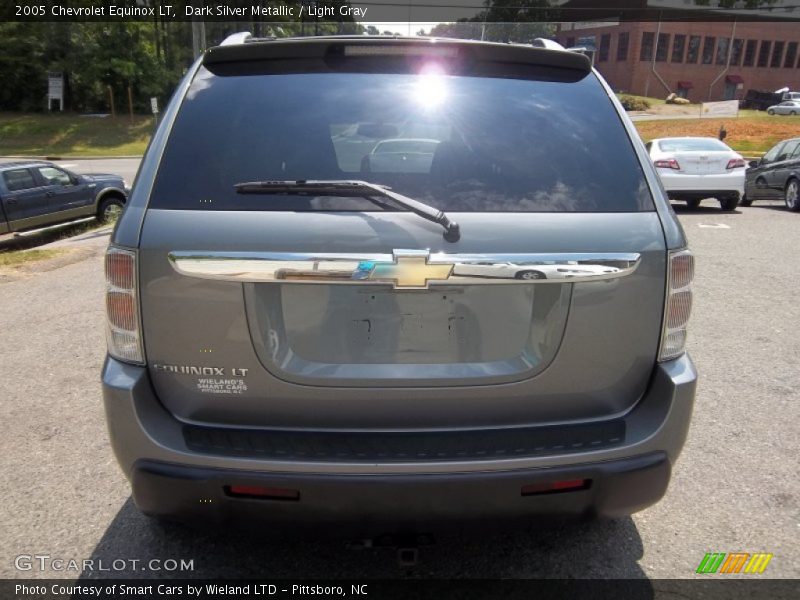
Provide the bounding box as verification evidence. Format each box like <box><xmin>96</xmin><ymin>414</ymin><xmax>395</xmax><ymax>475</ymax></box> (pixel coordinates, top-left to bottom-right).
<box><xmin>412</xmin><ymin>65</ymin><xmax>448</xmax><ymax>109</ymax></box>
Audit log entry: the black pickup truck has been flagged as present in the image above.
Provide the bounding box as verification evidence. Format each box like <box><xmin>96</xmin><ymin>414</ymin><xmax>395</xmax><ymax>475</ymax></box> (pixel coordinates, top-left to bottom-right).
<box><xmin>0</xmin><ymin>160</ymin><xmax>127</xmax><ymax>235</ymax></box>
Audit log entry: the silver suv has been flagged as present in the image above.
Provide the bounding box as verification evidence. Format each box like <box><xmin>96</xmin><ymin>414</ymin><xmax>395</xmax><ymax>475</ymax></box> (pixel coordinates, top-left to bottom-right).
<box><xmin>102</xmin><ymin>35</ymin><xmax>696</xmax><ymax>529</ymax></box>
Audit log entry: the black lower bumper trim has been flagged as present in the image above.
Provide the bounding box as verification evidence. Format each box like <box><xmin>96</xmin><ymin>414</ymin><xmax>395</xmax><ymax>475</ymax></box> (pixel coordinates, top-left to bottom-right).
<box><xmin>182</xmin><ymin>420</ymin><xmax>626</xmax><ymax>462</ymax></box>
<box><xmin>131</xmin><ymin>452</ymin><xmax>670</xmax><ymax>529</ymax></box>
<box><xmin>668</xmin><ymin>190</ymin><xmax>740</xmax><ymax>200</ymax></box>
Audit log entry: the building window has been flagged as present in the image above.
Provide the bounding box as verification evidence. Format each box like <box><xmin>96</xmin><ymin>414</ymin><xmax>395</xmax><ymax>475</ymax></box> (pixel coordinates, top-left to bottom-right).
<box><xmin>702</xmin><ymin>37</ymin><xmax>716</xmax><ymax>64</ymax></box>
<box><xmin>566</xmin><ymin>36</ymin><xmax>575</xmax><ymax>48</ymax></box>
<box><xmin>599</xmin><ymin>34</ymin><xmax>611</xmax><ymax>62</ymax></box>
<box><xmin>770</xmin><ymin>41</ymin><xmax>785</xmax><ymax>68</ymax></box>
<box><xmin>784</xmin><ymin>41</ymin><xmax>797</xmax><ymax>68</ymax></box>
<box><xmin>730</xmin><ymin>39</ymin><xmax>744</xmax><ymax>66</ymax></box>
<box><xmin>743</xmin><ymin>40</ymin><xmax>757</xmax><ymax>66</ymax></box>
<box><xmin>656</xmin><ymin>33</ymin><xmax>670</xmax><ymax>62</ymax></box>
<box><xmin>640</xmin><ymin>32</ymin><xmax>655</xmax><ymax>61</ymax></box>
<box><xmin>672</xmin><ymin>34</ymin><xmax>686</xmax><ymax>63</ymax></box>
<box><xmin>757</xmin><ymin>41</ymin><xmax>772</xmax><ymax>67</ymax></box>
<box><xmin>687</xmin><ymin>35</ymin><xmax>701</xmax><ymax>63</ymax></box>
<box><xmin>617</xmin><ymin>32</ymin><xmax>629</xmax><ymax>61</ymax></box>
<box><xmin>716</xmin><ymin>38</ymin><xmax>730</xmax><ymax>65</ymax></box>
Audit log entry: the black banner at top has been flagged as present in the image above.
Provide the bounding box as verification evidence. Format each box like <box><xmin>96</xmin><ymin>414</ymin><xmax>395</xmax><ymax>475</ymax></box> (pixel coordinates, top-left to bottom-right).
<box><xmin>4</xmin><ymin>0</ymin><xmax>800</xmax><ymax>23</ymax></box>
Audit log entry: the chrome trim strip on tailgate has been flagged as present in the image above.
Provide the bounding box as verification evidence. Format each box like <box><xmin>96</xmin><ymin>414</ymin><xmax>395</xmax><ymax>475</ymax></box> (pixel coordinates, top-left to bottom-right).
<box><xmin>168</xmin><ymin>250</ymin><xmax>641</xmax><ymax>289</ymax></box>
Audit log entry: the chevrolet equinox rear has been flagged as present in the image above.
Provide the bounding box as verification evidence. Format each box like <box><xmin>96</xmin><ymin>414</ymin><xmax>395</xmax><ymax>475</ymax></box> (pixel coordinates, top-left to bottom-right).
<box><xmin>102</xmin><ymin>35</ymin><xmax>697</xmax><ymax>529</ymax></box>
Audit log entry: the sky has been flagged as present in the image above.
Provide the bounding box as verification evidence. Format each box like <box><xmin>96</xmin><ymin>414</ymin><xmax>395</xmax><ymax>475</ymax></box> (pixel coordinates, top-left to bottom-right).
<box><xmin>361</xmin><ymin>22</ymin><xmax>442</xmax><ymax>36</ymax></box>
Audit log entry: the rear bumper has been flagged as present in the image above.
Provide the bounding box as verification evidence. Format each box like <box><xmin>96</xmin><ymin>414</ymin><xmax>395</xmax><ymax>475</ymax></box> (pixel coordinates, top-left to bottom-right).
<box><xmin>132</xmin><ymin>452</ymin><xmax>669</xmax><ymax>528</ymax></box>
<box><xmin>659</xmin><ymin>171</ymin><xmax>744</xmax><ymax>195</ymax></box>
<box><xmin>102</xmin><ymin>354</ymin><xmax>697</xmax><ymax>522</ymax></box>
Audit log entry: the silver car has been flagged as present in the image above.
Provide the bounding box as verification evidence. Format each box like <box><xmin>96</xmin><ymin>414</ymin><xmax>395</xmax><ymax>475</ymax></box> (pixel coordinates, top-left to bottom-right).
<box><xmin>767</xmin><ymin>101</ymin><xmax>800</xmax><ymax>115</ymax></box>
<box><xmin>102</xmin><ymin>35</ymin><xmax>697</xmax><ymax>531</ymax></box>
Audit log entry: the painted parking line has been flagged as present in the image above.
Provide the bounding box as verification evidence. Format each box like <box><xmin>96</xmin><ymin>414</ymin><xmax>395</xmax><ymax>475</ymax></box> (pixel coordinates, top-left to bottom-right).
<box><xmin>698</xmin><ymin>223</ymin><xmax>731</xmax><ymax>229</ymax></box>
<box><xmin>57</xmin><ymin>163</ymin><xmax>78</xmax><ymax>169</ymax></box>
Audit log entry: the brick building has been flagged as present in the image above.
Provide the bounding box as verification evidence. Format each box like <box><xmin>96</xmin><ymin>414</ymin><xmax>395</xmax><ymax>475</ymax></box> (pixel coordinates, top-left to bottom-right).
<box><xmin>556</xmin><ymin>21</ymin><xmax>800</xmax><ymax>102</ymax></box>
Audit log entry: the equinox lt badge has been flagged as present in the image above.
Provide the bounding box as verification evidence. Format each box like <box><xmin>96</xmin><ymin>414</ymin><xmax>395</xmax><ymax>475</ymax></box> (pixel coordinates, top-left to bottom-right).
<box><xmin>153</xmin><ymin>364</ymin><xmax>249</xmax><ymax>377</ymax></box>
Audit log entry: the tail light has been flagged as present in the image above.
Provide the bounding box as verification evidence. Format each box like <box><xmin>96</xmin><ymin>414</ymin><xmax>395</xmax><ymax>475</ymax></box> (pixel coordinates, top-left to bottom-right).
<box><xmin>659</xmin><ymin>249</ymin><xmax>694</xmax><ymax>361</ymax></box>
<box><xmin>726</xmin><ymin>158</ymin><xmax>746</xmax><ymax>169</ymax></box>
<box><xmin>654</xmin><ymin>158</ymin><xmax>681</xmax><ymax>170</ymax></box>
<box><xmin>105</xmin><ymin>246</ymin><xmax>144</xmax><ymax>364</ymax></box>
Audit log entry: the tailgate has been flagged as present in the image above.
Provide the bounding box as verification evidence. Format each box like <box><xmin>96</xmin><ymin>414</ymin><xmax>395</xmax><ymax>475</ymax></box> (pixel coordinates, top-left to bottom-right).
<box><xmin>139</xmin><ymin>210</ymin><xmax>666</xmax><ymax>429</ymax></box>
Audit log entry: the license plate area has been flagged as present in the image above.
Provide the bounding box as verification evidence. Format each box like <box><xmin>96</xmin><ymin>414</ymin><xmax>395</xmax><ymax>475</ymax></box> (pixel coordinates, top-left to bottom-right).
<box><xmin>244</xmin><ymin>282</ymin><xmax>571</xmax><ymax>386</ymax></box>
<box><xmin>344</xmin><ymin>290</ymin><xmax>488</xmax><ymax>360</ymax></box>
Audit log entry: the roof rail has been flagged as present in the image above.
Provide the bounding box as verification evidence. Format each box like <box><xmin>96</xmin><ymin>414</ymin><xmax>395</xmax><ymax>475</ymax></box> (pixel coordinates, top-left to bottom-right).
<box><xmin>220</xmin><ymin>32</ymin><xmax>252</xmax><ymax>46</ymax></box>
<box><xmin>532</xmin><ymin>38</ymin><xmax>565</xmax><ymax>51</ymax></box>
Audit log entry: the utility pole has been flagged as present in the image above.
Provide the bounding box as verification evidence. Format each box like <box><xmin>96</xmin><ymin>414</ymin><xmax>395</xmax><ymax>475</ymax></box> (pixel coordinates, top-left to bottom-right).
<box><xmin>127</xmin><ymin>85</ymin><xmax>134</xmax><ymax>123</ymax></box>
<box><xmin>107</xmin><ymin>85</ymin><xmax>115</xmax><ymax>118</ymax></box>
<box><xmin>191</xmin><ymin>20</ymin><xmax>206</xmax><ymax>59</ymax></box>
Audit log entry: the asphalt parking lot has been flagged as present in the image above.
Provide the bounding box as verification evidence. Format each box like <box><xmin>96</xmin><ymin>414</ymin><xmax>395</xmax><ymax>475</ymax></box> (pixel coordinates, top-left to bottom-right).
<box><xmin>0</xmin><ymin>169</ymin><xmax>797</xmax><ymax>579</ymax></box>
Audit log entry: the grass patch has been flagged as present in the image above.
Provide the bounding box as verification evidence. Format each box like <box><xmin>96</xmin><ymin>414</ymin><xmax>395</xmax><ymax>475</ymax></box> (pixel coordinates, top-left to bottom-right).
<box><xmin>634</xmin><ymin>115</ymin><xmax>799</xmax><ymax>154</ymax></box>
<box><xmin>0</xmin><ymin>112</ymin><xmax>152</xmax><ymax>156</ymax></box>
<box><xmin>0</xmin><ymin>248</ymin><xmax>65</xmax><ymax>267</ymax></box>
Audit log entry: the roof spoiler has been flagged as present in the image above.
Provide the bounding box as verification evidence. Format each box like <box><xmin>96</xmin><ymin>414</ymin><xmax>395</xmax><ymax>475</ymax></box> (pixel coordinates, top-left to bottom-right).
<box><xmin>204</xmin><ymin>35</ymin><xmax>591</xmax><ymax>73</ymax></box>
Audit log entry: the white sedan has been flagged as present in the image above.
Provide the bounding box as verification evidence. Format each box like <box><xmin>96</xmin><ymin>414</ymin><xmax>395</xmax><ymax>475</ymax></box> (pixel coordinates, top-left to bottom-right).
<box><xmin>453</xmin><ymin>262</ymin><xmax>620</xmax><ymax>281</ymax></box>
<box><xmin>364</xmin><ymin>138</ymin><xmax>440</xmax><ymax>173</ymax></box>
<box><xmin>646</xmin><ymin>137</ymin><xmax>746</xmax><ymax>211</ymax></box>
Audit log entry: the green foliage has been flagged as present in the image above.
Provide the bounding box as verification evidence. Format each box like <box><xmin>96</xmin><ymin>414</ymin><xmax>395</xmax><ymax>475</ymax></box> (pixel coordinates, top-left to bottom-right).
<box><xmin>618</xmin><ymin>95</ymin><xmax>652</xmax><ymax>111</ymax></box>
<box><xmin>0</xmin><ymin>21</ymin><xmax>190</xmax><ymax>113</ymax></box>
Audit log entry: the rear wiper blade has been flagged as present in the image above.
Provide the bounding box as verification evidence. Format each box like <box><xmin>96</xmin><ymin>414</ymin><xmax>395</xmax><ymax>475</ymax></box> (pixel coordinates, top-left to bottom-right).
<box><xmin>234</xmin><ymin>179</ymin><xmax>460</xmax><ymax>243</ymax></box>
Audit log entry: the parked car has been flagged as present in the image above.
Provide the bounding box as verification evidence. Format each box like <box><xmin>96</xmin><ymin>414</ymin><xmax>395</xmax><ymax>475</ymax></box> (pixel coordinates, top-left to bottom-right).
<box><xmin>742</xmin><ymin>137</ymin><xmax>800</xmax><ymax>210</ymax></box>
<box><xmin>0</xmin><ymin>160</ymin><xmax>127</xmax><ymax>235</ymax></box>
<box><xmin>452</xmin><ymin>261</ymin><xmax>621</xmax><ymax>280</ymax></box>
<box><xmin>103</xmin><ymin>35</ymin><xmax>696</xmax><ymax>530</ymax></box>
<box><xmin>767</xmin><ymin>101</ymin><xmax>800</xmax><ymax>116</ymax></box>
<box><xmin>645</xmin><ymin>137</ymin><xmax>745</xmax><ymax>211</ymax></box>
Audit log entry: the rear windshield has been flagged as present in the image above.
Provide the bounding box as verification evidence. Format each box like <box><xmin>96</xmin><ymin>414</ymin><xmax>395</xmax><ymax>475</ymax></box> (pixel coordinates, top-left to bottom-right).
<box><xmin>657</xmin><ymin>139</ymin><xmax>729</xmax><ymax>152</ymax></box>
<box><xmin>150</xmin><ymin>65</ymin><xmax>653</xmax><ymax>212</ymax></box>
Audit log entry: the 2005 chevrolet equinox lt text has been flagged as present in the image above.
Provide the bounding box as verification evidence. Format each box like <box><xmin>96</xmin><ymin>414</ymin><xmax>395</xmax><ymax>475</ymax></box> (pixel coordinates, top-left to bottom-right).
<box><xmin>102</xmin><ymin>35</ymin><xmax>697</xmax><ymax>530</ymax></box>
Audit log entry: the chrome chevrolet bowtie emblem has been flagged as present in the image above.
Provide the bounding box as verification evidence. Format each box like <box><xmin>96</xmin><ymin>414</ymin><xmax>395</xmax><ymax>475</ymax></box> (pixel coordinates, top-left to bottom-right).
<box><xmin>363</xmin><ymin>250</ymin><xmax>453</xmax><ymax>289</ymax></box>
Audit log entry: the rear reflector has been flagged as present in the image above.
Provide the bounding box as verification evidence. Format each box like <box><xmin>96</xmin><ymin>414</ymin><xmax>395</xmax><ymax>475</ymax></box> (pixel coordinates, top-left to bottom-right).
<box><xmin>225</xmin><ymin>485</ymin><xmax>300</xmax><ymax>501</ymax></box>
<box><xmin>521</xmin><ymin>479</ymin><xmax>591</xmax><ymax>496</ymax></box>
